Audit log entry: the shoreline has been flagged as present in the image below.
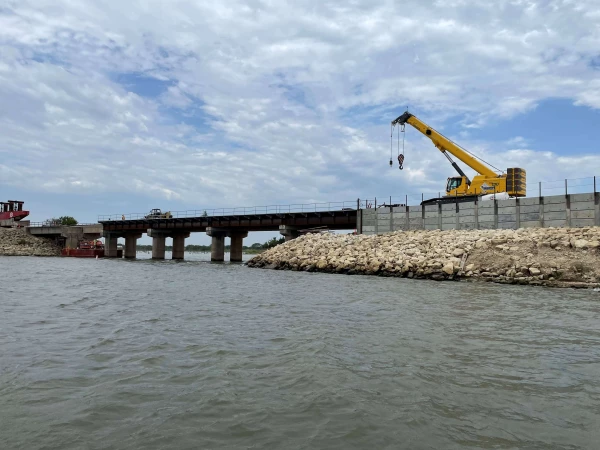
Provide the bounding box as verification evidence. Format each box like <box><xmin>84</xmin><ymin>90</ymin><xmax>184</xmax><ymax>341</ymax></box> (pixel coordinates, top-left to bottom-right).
<box><xmin>247</xmin><ymin>228</ymin><xmax>600</xmax><ymax>289</ymax></box>
<box><xmin>0</xmin><ymin>228</ymin><xmax>61</xmax><ymax>257</ymax></box>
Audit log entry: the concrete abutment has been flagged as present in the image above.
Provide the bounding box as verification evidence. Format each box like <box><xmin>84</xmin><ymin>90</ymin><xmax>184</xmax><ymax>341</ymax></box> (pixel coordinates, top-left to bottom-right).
<box><xmin>279</xmin><ymin>225</ymin><xmax>300</xmax><ymax>242</ymax></box>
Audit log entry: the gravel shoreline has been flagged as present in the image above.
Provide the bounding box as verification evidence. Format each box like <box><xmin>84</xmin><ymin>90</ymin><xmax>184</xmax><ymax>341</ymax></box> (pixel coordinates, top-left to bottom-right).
<box><xmin>0</xmin><ymin>228</ymin><xmax>61</xmax><ymax>256</ymax></box>
<box><xmin>248</xmin><ymin>227</ymin><xmax>600</xmax><ymax>289</ymax></box>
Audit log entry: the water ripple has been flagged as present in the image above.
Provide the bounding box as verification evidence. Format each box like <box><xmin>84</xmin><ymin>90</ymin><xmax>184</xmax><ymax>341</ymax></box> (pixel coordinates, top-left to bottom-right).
<box><xmin>1</xmin><ymin>254</ymin><xmax>600</xmax><ymax>449</ymax></box>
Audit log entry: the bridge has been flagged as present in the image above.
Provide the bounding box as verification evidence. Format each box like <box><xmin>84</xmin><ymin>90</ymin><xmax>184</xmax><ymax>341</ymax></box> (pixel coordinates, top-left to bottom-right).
<box><xmin>26</xmin><ymin>223</ymin><xmax>103</xmax><ymax>248</ymax></box>
<box><xmin>98</xmin><ymin>201</ymin><xmax>358</xmax><ymax>261</ymax></box>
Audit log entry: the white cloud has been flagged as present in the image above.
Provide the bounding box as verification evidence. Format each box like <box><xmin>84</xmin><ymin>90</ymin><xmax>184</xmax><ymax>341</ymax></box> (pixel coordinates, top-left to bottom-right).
<box><xmin>1</xmin><ymin>0</ymin><xmax>600</xmax><ymax>212</ymax></box>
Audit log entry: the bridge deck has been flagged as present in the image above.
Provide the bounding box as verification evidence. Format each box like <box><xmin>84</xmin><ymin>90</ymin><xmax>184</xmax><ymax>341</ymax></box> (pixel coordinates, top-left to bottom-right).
<box><xmin>100</xmin><ymin>210</ymin><xmax>357</xmax><ymax>233</ymax></box>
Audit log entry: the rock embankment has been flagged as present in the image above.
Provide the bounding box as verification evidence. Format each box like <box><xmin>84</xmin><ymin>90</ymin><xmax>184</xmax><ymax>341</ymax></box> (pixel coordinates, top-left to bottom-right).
<box><xmin>247</xmin><ymin>227</ymin><xmax>600</xmax><ymax>288</ymax></box>
<box><xmin>0</xmin><ymin>228</ymin><xmax>61</xmax><ymax>256</ymax></box>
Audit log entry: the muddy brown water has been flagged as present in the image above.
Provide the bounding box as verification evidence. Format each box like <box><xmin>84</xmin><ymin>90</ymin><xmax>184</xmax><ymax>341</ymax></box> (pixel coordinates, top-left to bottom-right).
<box><xmin>1</xmin><ymin>253</ymin><xmax>599</xmax><ymax>449</ymax></box>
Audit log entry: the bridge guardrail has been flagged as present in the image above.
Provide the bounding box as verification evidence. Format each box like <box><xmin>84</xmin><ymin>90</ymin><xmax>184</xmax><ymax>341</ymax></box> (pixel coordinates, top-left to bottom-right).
<box><xmin>27</xmin><ymin>222</ymin><xmax>99</xmax><ymax>227</ymax></box>
<box><xmin>98</xmin><ymin>200</ymin><xmax>360</xmax><ymax>222</ymax></box>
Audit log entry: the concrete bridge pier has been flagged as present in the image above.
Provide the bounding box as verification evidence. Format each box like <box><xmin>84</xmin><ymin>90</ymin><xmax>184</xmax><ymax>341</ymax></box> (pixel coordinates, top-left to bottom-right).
<box><xmin>229</xmin><ymin>231</ymin><xmax>248</xmax><ymax>262</ymax></box>
<box><xmin>172</xmin><ymin>232</ymin><xmax>190</xmax><ymax>260</ymax></box>
<box><xmin>279</xmin><ymin>225</ymin><xmax>300</xmax><ymax>242</ymax></box>
<box><xmin>104</xmin><ymin>232</ymin><xmax>119</xmax><ymax>258</ymax></box>
<box><xmin>124</xmin><ymin>233</ymin><xmax>142</xmax><ymax>259</ymax></box>
<box><xmin>147</xmin><ymin>229</ymin><xmax>167</xmax><ymax>260</ymax></box>
<box><xmin>206</xmin><ymin>227</ymin><xmax>227</xmax><ymax>261</ymax></box>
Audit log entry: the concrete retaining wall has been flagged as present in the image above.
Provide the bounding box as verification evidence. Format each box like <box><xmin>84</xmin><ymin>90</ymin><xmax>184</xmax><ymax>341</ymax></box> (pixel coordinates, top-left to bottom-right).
<box><xmin>359</xmin><ymin>192</ymin><xmax>599</xmax><ymax>235</ymax></box>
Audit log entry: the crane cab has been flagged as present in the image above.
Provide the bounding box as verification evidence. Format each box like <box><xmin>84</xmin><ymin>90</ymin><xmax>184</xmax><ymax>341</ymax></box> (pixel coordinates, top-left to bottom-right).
<box><xmin>446</xmin><ymin>176</ymin><xmax>470</xmax><ymax>196</ymax></box>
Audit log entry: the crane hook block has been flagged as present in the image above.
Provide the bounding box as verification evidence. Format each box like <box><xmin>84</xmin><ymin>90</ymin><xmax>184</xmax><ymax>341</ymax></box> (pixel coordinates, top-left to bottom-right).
<box><xmin>398</xmin><ymin>154</ymin><xmax>404</xmax><ymax>170</ymax></box>
<box><xmin>389</xmin><ymin>159</ymin><xmax>393</xmax><ymax>167</ymax></box>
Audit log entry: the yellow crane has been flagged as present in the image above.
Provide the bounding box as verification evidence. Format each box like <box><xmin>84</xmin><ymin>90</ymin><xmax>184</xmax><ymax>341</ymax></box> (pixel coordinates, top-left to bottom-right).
<box><xmin>391</xmin><ymin>111</ymin><xmax>526</xmax><ymax>204</ymax></box>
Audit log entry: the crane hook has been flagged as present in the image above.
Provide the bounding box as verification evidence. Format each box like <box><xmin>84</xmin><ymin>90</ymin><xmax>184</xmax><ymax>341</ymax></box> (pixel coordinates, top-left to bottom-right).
<box><xmin>398</xmin><ymin>154</ymin><xmax>404</xmax><ymax>170</ymax></box>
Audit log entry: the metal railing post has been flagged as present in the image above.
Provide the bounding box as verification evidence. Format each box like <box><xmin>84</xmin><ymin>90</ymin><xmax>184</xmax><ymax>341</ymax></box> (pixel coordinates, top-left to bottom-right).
<box><xmin>565</xmin><ymin>178</ymin><xmax>568</xmax><ymax>195</ymax></box>
<box><xmin>539</xmin><ymin>182</ymin><xmax>542</xmax><ymax>198</ymax></box>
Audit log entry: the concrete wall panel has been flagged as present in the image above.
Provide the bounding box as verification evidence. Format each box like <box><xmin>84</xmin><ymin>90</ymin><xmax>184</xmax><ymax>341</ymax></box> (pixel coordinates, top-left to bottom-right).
<box><xmin>570</xmin><ymin>201</ymin><xmax>595</xmax><ymax>212</ymax></box>
<box><xmin>521</xmin><ymin>205</ymin><xmax>541</xmax><ymax>214</ymax></box>
<box><xmin>521</xmin><ymin>212</ymin><xmax>540</xmax><ymax>221</ymax></box>
<box><xmin>571</xmin><ymin>219</ymin><xmax>595</xmax><ymax>228</ymax></box>
<box><xmin>497</xmin><ymin>206</ymin><xmax>517</xmax><ymax>214</ymax></box>
<box><xmin>570</xmin><ymin>193</ymin><xmax>594</xmax><ymax>202</ymax></box>
<box><xmin>478</xmin><ymin>222</ymin><xmax>496</xmax><ymax>229</ymax></box>
<box><xmin>544</xmin><ymin>219</ymin><xmax>567</xmax><ymax>228</ymax></box>
<box><xmin>545</xmin><ymin>211</ymin><xmax>567</xmax><ymax>221</ymax></box>
<box><xmin>498</xmin><ymin>222</ymin><xmax>517</xmax><ymax>229</ymax></box>
<box><xmin>360</xmin><ymin>190</ymin><xmax>594</xmax><ymax>233</ymax></box>
<box><xmin>498</xmin><ymin>199</ymin><xmax>517</xmax><ymax>207</ymax></box>
<box><xmin>520</xmin><ymin>198</ymin><xmax>540</xmax><ymax>206</ymax></box>
<box><xmin>545</xmin><ymin>195</ymin><xmax>567</xmax><ymax>204</ymax></box>
<box><xmin>572</xmin><ymin>210</ymin><xmax>594</xmax><ymax>219</ymax></box>
<box><xmin>544</xmin><ymin>203</ymin><xmax>566</xmax><ymax>212</ymax></box>
<box><xmin>459</xmin><ymin>202</ymin><xmax>476</xmax><ymax>210</ymax></box>
<box><xmin>441</xmin><ymin>223</ymin><xmax>458</xmax><ymax>230</ymax></box>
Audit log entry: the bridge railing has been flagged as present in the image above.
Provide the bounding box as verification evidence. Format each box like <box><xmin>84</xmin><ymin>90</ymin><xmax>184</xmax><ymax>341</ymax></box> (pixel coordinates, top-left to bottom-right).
<box><xmin>27</xmin><ymin>222</ymin><xmax>99</xmax><ymax>227</ymax></box>
<box><xmin>98</xmin><ymin>200</ymin><xmax>359</xmax><ymax>221</ymax></box>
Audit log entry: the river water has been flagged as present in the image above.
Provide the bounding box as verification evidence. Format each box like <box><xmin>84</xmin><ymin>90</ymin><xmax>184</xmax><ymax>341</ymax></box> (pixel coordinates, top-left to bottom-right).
<box><xmin>1</xmin><ymin>253</ymin><xmax>599</xmax><ymax>449</ymax></box>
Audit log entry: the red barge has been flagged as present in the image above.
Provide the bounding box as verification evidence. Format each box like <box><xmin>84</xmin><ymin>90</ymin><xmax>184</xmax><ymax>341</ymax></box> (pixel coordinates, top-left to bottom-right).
<box><xmin>0</xmin><ymin>200</ymin><xmax>29</xmax><ymax>227</ymax></box>
<box><xmin>61</xmin><ymin>240</ymin><xmax>105</xmax><ymax>258</ymax></box>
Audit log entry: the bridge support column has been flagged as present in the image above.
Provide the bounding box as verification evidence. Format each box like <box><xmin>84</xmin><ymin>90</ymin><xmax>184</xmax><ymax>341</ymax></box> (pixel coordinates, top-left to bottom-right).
<box><xmin>206</xmin><ymin>227</ymin><xmax>226</xmax><ymax>262</ymax></box>
<box><xmin>104</xmin><ymin>232</ymin><xmax>119</xmax><ymax>258</ymax></box>
<box><xmin>279</xmin><ymin>225</ymin><xmax>300</xmax><ymax>242</ymax></box>
<box><xmin>172</xmin><ymin>232</ymin><xmax>190</xmax><ymax>260</ymax></box>
<box><xmin>229</xmin><ymin>231</ymin><xmax>248</xmax><ymax>262</ymax></box>
<box><xmin>124</xmin><ymin>233</ymin><xmax>142</xmax><ymax>259</ymax></box>
<box><xmin>147</xmin><ymin>229</ymin><xmax>167</xmax><ymax>260</ymax></box>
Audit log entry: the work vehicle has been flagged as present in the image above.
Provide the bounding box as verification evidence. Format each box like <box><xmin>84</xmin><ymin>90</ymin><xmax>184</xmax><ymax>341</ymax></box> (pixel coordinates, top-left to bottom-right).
<box><xmin>145</xmin><ymin>208</ymin><xmax>173</xmax><ymax>219</ymax></box>
<box><xmin>391</xmin><ymin>111</ymin><xmax>526</xmax><ymax>205</ymax></box>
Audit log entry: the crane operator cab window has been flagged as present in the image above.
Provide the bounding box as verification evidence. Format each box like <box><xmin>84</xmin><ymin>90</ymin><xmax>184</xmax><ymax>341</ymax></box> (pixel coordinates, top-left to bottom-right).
<box><xmin>446</xmin><ymin>177</ymin><xmax>463</xmax><ymax>192</ymax></box>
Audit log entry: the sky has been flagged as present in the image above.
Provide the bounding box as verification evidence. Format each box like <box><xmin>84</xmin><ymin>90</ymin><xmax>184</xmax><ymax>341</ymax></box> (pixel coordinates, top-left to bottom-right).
<box><xmin>1</xmin><ymin>0</ymin><xmax>600</xmax><ymax>244</ymax></box>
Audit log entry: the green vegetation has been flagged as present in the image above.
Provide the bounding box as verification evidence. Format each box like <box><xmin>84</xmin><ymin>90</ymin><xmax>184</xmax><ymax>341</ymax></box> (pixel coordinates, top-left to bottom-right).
<box><xmin>136</xmin><ymin>236</ymin><xmax>286</xmax><ymax>253</ymax></box>
<box><xmin>47</xmin><ymin>216</ymin><xmax>78</xmax><ymax>226</ymax></box>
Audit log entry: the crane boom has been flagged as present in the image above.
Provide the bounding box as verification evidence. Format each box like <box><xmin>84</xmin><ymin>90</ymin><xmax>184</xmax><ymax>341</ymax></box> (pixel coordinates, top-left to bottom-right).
<box><xmin>391</xmin><ymin>112</ymin><xmax>498</xmax><ymax>178</ymax></box>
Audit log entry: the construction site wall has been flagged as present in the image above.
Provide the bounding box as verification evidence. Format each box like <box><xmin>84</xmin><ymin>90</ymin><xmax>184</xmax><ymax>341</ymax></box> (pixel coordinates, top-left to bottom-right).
<box><xmin>358</xmin><ymin>192</ymin><xmax>599</xmax><ymax>235</ymax></box>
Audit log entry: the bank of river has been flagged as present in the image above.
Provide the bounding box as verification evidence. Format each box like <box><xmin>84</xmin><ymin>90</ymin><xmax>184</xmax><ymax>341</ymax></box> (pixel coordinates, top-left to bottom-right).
<box><xmin>0</xmin><ymin>227</ymin><xmax>61</xmax><ymax>256</ymax></box>
<box><xmin>248</xmin><ymin>227</ymin><xmax>600</xmax><ymax>288</ymax></box>
<box><xmin>1</xmin><ymin>255</ymin><xmax>599</xmax><ymax>449</ymax></box>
